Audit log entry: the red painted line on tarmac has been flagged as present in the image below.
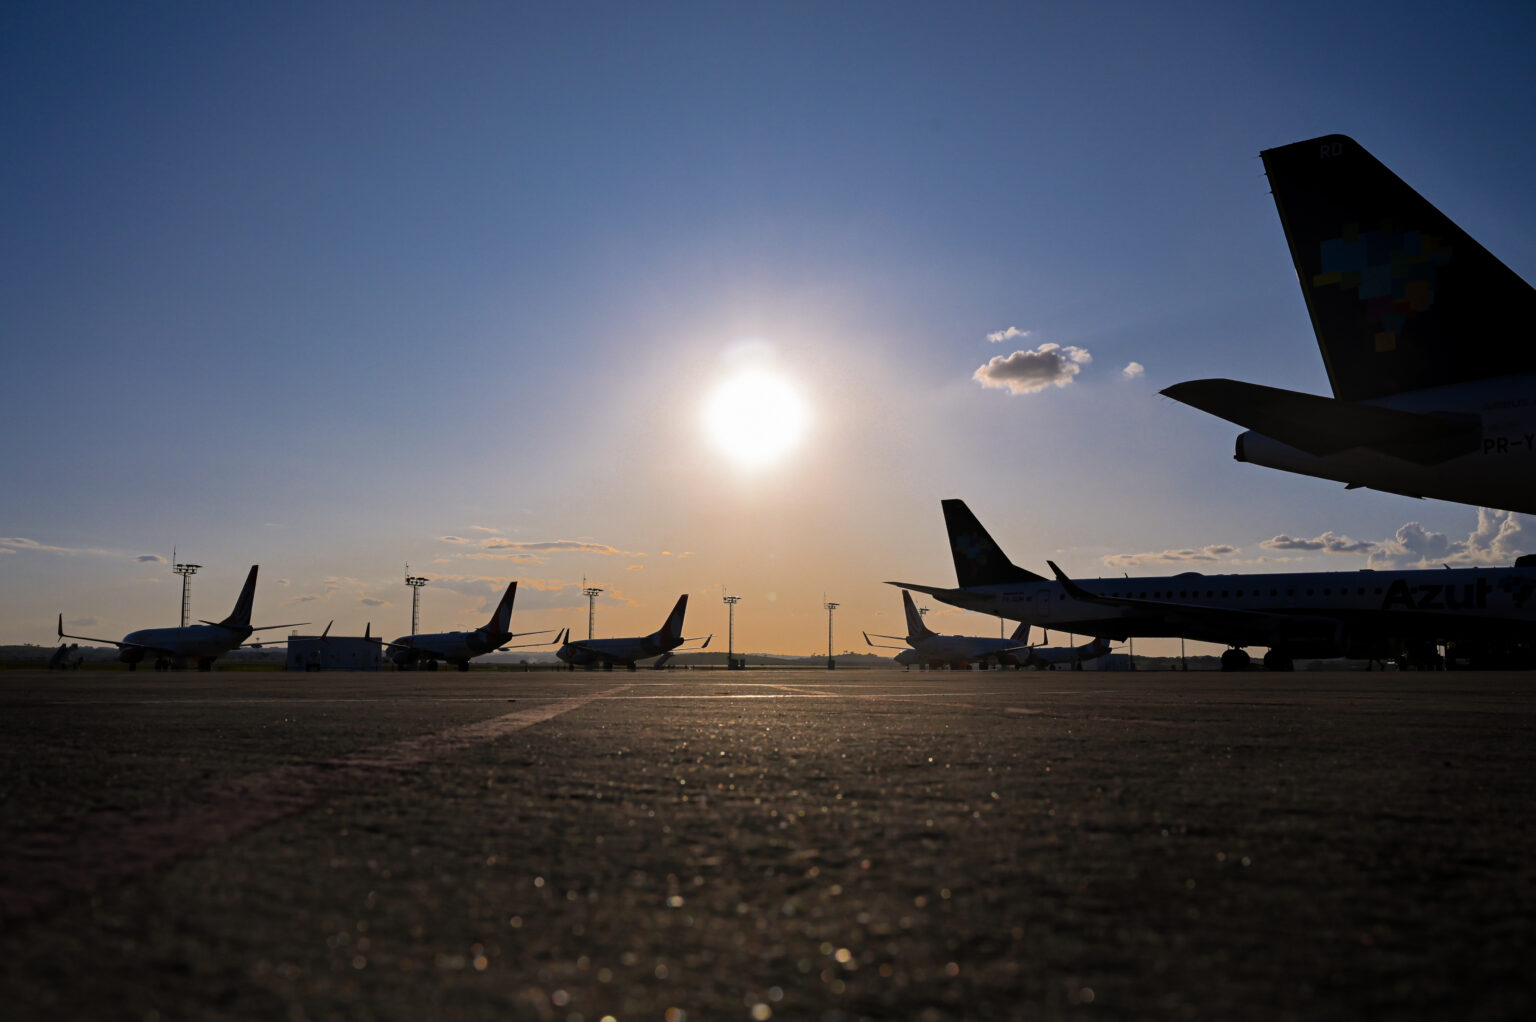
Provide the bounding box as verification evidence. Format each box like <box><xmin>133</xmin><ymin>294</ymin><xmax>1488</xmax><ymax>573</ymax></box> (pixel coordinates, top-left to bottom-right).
<box><xmin>0</xmin><ymin>686</ymin><xmax>630</xmax><ymax>925</ymax></box>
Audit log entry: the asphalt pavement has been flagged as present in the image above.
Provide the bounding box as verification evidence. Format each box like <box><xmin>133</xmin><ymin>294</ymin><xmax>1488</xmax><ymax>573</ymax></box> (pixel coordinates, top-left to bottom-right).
<box><xmin>1</xmin><ymin>668</ymin><xmax>1532</xmax><ymax>1021</ymax></box>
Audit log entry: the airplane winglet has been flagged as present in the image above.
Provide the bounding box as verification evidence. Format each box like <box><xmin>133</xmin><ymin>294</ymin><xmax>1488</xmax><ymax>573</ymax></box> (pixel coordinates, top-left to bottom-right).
<box><xmin>1046</xmin><ymin>561</ymin><xmax>1111</xmax><ymax>605</ymax></box>
<box><xmin>321</xmin><ymin>620</ymin><xmax>333</xmax><ymax>641</ymax></box>
<box><xmin>57</xmin><ymin>612</ymin><xmax>63</xmax><ymax>638</ymax></box>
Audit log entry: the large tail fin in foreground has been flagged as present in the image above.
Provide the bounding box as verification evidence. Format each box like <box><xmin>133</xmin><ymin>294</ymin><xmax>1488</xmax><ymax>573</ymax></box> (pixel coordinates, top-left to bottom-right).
<box><xmin>218</xmin><ymin>566</ymin><xmax>259</xmax><ymax>629</ymax></box>
<box><xmin>1262</xmin><ymin>134</ymin><xmax>1536</xmax><ymax>402</ymax></box>
<box><xmin>941</xmin><ymin>500</ymin><xmax>1046</xmax><ymax>588</ymax></box>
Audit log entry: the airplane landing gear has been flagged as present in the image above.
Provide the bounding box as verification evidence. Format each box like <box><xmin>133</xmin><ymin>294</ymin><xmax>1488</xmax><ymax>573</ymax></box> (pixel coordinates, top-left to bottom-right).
<box><xmin>455</xmin><ymin>660</ymin><xmax>470</xmax><ymax>672</ymax></box>
<box><xmin>1220</xmin><ymin>648</ymin><xmax>1251</xmax><ymax>672</ymax></box>
<box><xmin>425</xmin><ymin>660</ymin><xmax>439</xmax><ymax>672</ymax></box>
<box><xmin>1262</xmin><ymin>649</ymin><xmax>1294</xmax><ymax>672</ymax></box>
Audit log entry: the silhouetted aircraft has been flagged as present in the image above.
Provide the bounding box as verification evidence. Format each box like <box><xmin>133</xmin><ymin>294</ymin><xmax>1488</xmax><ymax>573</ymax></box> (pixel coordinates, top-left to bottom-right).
<box><xmin>864</xmin><ymin>588</ymin><xmax>1031</xmax><ymax>668</ymax></box>
<box><xmin>1165</xmin><ymin>133</ymin><xmax>1536</xmax><ymax>514</ymax></box>
<box><xmin>892</xmin><ymin>499</ymin><xmax>1536</xmax><ymax>670</ymax></box>
<box><xmin>866</xmin><ymin>590</ymin><xmax>1112</xmax><ymax>669</ymax></box>
<box><xmin>382</xmin><ymin>580</ymin><xmax>552</xmax><ymax>671</ymax></box>
<box><xmin>57</xmin><ymin>565</ymin><xmax>307</xmax><ymax>671</ymax></box>
<box><xmin>556</xmin><ymin>594</ymin><xmax>710</xmax><ymax>670</ymax></box>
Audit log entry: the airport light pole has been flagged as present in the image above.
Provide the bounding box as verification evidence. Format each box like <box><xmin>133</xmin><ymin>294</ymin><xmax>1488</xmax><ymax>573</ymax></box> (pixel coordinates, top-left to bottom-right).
<box><xmin>583</xmin><ymin>586</ymin><xmax>603</xmax><ymax>640</ymax></box>
<box><xmin>405</xmin><ymin>568</ymin><xmax>430</xmax><ymax>635</ymax></box>
<box><xmin>825</xmin><ymin>601</ymin><xmax>839</xmax><ymax>670</ymax></box>
<box><xmin>172</xmin><ymin>562</ymin><xmax>200</xmax><ymax>628</ymax></box>
<box><xmin>723</xmin><ymin>594</ymin><xmax>741</xmax><ymax>670</ymax></box>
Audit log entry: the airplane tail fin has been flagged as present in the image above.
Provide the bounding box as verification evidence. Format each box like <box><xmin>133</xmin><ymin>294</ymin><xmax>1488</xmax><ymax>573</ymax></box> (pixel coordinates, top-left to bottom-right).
<box><xmin>1010</xmin><ymin>620</ymin><xmax>1030</xmax><ymax>644</ymax></box>
<box><xmin>218</xmin><ymin>566</ymin><xmax>259</xmax><ymax>629</ymax></box>
<box><xmin>1261</xmin><ymin>134</ymin><xmax>1536</xmax><ymax>401</ymax></box>
<box><xmin>900</xmin><ymin>590</ymin><xmax>936</xmax><ymax>642</ymax></box>
<box><xmin>484</xmin><ymin>581</ymin><xmax>518</xmax><ymax>636</ymax></box>
<box><xmin>656</xmin><ymin>594</ymin><xmax>688</xmax><ymax>644</ymax></box>
<box><xmin>941</xmin><ymin>500</ymin><xmax>1046</xmax><ymax>588</ymax></box>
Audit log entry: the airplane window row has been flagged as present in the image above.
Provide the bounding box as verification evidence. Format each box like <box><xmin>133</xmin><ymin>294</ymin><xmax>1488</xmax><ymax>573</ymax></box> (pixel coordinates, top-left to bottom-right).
<box><xmin>1022</xmin><ymin>585</ymin><xmax>1391</xmax><ymax>602</ymax></box>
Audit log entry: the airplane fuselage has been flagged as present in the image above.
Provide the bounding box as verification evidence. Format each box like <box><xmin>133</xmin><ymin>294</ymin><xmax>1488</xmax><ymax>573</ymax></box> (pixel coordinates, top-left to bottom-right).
<box><xmin>388</xmin><ymin>628</ymin><xmax>503</xmax><ymax>665</ymax></box>
<box><xmin>119</xmin><ymin>624</ymin><xmax>251</xmax><ymax>664</ymax></box>
<box><xmin>556</xmin><ymin>633</ymin><xmax>676</xmax><ymax>668</ymax></box>
<box><xmin>917</xmin><ymin>564</ymin><xmax>1536</xmax><ymax>659</ymax></box>
<box><xmin>897</xmin><ymin>633</ymin><xmax>1024</xmax><ymax>666</ymax></box>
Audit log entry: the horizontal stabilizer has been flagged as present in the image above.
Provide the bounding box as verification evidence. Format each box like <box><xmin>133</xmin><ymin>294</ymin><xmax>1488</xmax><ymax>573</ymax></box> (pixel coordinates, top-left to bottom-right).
<box><xmin>1162</xmin><ymin>378</ymin><xmax>1479</xmax><ymax>465</ymax></box>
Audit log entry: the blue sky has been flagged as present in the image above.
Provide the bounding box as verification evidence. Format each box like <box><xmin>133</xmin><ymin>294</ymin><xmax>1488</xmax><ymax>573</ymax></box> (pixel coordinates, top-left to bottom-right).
<box><xmin>5</xmin><ymin>2</ymin><xmax>1535</xmax><ymax>653</ymax></box>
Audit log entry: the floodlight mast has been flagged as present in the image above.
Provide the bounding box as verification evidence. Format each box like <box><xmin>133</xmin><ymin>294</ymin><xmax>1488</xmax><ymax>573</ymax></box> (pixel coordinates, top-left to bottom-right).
<box><xmin>173</xmin><ymin>562</ymin><xmax>201</xmax><ymax>628</ymax></box>
<box><xmin>583</xmin><ymin>586</ymin><xmax>603</xmax><ymax>640</ymax></box>
<box><xmin>723</xmin><ymin>594</ymin><xmax>741</xmax><ymax>669</ymax></box>
<box><xmin>825</xmin><ymin>601</ymin><xmax>839</xmax><ymax>670</ymax></box>
<box><xmin>405</xmin><ymin>567</ymin><xmax>430</xmax><ymax>634</ymax></box>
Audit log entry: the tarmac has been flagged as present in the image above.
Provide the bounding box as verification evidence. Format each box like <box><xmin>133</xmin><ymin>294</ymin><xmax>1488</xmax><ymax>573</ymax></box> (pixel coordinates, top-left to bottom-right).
<box><xmin>0</xmin><ymin>667</ymin><xmax>1532</xmax><ymax>1021</ymax></box>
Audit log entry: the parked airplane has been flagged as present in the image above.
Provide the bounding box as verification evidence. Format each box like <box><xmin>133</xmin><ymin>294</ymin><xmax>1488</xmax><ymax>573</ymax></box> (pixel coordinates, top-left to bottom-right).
<box><xmin>1021</xmin><ymin>634</ymin><xmax>1114</xmax><ymax>670</ymax></box>
<box><xmin>1163</xmin><ymin>133</ymin><xmax>1536</xmax><ymax>515</ymax></box>
<box><xmin>892</xmin><ymin>499</ymin><xmax>1536</xmax><ymax>670</ymax></box>
<box><xmin>382</xmin><ymin>580</ymin><xmax>552</xmax><ymax>671</ymax></box>
<box><xmin>865</xmin><ymin>591</ymin><xmax>1113</xmax><ymax>669</ymax></box>
<box><xmin>556</xmin><ymin>594</ymin><xmax>710</xmax><ymax>670</ymax></box>
<box><xmin>863</xmin><ymin>588</ymin><xmax>1032</xmax><ymax>668</ymax></box>
<box><xmin>57</xmin><ymin>565</ymin><xmax>307</xmax><ymax>671</ymax></box>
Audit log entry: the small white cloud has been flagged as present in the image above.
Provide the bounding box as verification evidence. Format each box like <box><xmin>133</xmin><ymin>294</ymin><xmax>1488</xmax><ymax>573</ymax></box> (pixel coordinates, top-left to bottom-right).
<box><xmin>1122</xmin><ymin>362</ymin><xmax>1145</xmax><ymax>379</ymax></box>
<box><xmin>986</xmin><ymin>326</ymin><xmax>1031</xmax><ymax>344</ymax></box>
<box><xmin>137</xmin><ymin>554</ymin><xmax>166</xmax><ymax>564</ymax></box>
<box><xmin>973</xmin><ymin>343</ymin><xmax>1092</xmax><ymax>395</ymax></box>
<box><xmin>1261</xmin><ymin>532</ymin><xmax>1376</xmax><ymax>555</ymax></box>
<box><xmin>1103</xmin><ymin>545</ymin><xmax>1242</xmax><ymax>569</ymax></box>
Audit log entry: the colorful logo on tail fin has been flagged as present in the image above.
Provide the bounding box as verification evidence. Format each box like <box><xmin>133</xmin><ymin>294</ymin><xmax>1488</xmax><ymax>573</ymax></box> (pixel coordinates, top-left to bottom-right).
<box><xmin>1312</xmin><ymin>224</ymin><xmax>1451</xmax><ymax>354</ymax></box>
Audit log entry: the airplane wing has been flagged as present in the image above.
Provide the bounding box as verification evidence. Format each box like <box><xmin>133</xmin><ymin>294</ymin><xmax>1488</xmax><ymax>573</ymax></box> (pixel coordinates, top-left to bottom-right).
<box><xmin>243</xmin><ymin>621</ymin><xmax>330</xmax><ymax>649</ymax></box>
<box><xmin>57</xmin><ymin>614</ymin><xmax>130</xmax><ymax>649</ymax></box>
<box><xmin>864</xmin><ymin>631</ymin><xmax>909</xmax><ymax>650</ymax></box>
<box><xmin>1161</xmin><ymin>379</ymin><xmax>1479</xmax><ymax>465</ymax></box>
<box><xmin>886</xmin><ymin>581</ymin><xmax>961</xmax><ymax>600</ymax></box>
<box><xmin>498</xmin><ymin>630</ymin><xmax>563</xmax><ymax>651</ymax></box>
<box><xmin>55</xmin><ymin>614</ymin><xmax>184</xmax><ymax>655</ymax></box>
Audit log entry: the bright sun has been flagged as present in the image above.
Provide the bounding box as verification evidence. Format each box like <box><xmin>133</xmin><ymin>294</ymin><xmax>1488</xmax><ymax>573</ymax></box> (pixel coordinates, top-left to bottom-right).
<box><xmin>702</xmin><ymin>370</ymin><xmax>811</xmax><ymax>467</ymax></box>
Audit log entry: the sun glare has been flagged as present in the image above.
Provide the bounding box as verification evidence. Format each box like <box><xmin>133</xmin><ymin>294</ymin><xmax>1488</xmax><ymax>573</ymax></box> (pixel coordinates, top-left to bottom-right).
<box><xmin>702</xmin><ymin>370</ymin><xmax>811</xmax><ymax>467</ymax></box>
